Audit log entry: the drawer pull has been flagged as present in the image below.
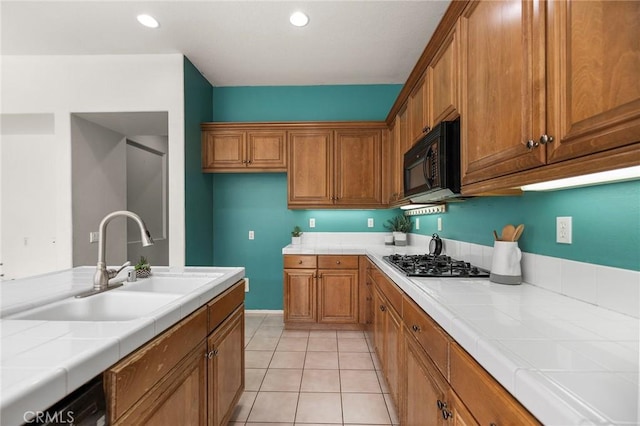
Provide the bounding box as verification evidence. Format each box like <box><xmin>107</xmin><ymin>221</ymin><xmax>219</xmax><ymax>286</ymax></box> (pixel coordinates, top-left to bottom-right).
<box><xmin>206</xmin><ymin>350</ymin><xmax>218</xmax><ymax>359</ymax></box>
<box><xmin>437</xmin><ymin>400</ymin><xmax>446</xmax><ymax>410</ymax></box>
<box><xmin>298</xmin><ymin>260</ymin><xmax>303</xmax><ymax>264</ymax></box>
<box><xmin>412</xmin><ymin>324</ymin><xmax>421</xmax><ymax>332</ymax></box>
<box><xmin>442</xmin><ymin>409</ymin><xmax>452</xmax><ymax>420</ymax></box>
<box><xmin>336</xmin><ymin>260</ymin><xmax>341</xmax><ymax>264</ymax></box>
<box><xmin>379</xmin><ymin>305</ymin><xmax>386</xmax><ymax>312</ymax></box>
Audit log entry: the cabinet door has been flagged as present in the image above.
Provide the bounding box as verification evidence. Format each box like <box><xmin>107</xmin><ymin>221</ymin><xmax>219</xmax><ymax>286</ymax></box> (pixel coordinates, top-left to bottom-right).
<box><xmin>372</xmin><ymin>288</ymin><xmax>386</xmax><ymax>364</ymax></box>
<box><xmin>403</xmin><ymin>333</ymin><xmax>448</xmax><ymax>426</ymax></box>
<box><xmin>318</xmin><ymin>269</ymin><xmax>358</xmax><ymax>324</ymax></box>
<box><xmin>202</xmin><ymin>131</ymin><xmax>246</xmax><ymax>170</ymax></box>
<box><xmin>459</xmin><ymin>0</ymin><xmax>546</xmax><ymax>185</ymax></box>
<box><xmin>334</xmin><ymin>129</ymin><xmax>383</xmax><ymax>206</ymax></box>
<box><xmin>408</xmin><ymin>75</ymin><xmax>429</xmax><ymax>146</ymax></box>
<box><xmin>113</xmin><ymin>343</ymin><xmax>207</xmax><ymax>426</ymax></box>
<box><xmin>287</xmin><ymin>130</ymin><xmax>333</xmax><ymax>206</ymax></box>
<box><xmin>449</xmin><ymin>390</ymin><xmax>479</xmax><ymax>426</ymax></box>
<box><xmin>208</xmin><ymin>306</ymin><xmax>245</xmax><ymax>426</ymax></box>
<box><xmin>546</xmin><ymin>0</ymin><xmax>640</xmax><ymax>163</ymax></box>
<box><xmin>283</xmin><ymin>269</ymin><xmax>317</xmax><ymax>323</ymax></box>
<box><xmin>247</xmin><ymin>130</ymin><xmax>287</xmax><ymax>170</ymax></box>
<box><xmin>429</xmin><ymin>26</ymin><xmax>459</xmax><ymax>127</ymax></box>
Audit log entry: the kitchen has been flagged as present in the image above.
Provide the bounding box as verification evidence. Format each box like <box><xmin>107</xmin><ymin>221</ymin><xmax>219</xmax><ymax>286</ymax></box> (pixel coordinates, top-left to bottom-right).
<box><xmin>2</xmin><ymin>1</ymin><xmax>639</xmax><ymax>425</ymax></box>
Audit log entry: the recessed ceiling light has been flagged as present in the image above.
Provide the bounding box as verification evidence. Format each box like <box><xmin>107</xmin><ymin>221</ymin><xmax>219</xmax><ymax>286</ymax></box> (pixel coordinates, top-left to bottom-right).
<box><xmin>289</xmin><ymin>11</ymin><xmax>309</xmax><ymax>27</ymax></box>
<box><xmin>137</xmin><ymin>14</ymin><xmax>159</xmax><ymax>29</ymax></box>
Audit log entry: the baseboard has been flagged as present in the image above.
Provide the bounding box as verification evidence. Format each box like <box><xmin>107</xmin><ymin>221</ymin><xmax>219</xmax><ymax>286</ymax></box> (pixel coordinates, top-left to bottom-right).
<box><xmin>245</xmin><ymin>309</ymin><xmax>284</xmax><ymax>314</ymax></box>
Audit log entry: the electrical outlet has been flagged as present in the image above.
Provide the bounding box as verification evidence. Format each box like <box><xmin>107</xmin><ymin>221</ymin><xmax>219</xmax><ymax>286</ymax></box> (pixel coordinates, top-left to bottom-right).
<box><xmin>416</xmin><ymin>218</ymin><xmax>420</xmax><ymax>230</ymax></box>
<box><xmin>309</xmin><ymin>218</ymin><xmax>316</xmax><ymax>228</ymax></box>
<box><xmin>367</xmin><ymin>218</ymin><xmax>374</xmax><ymax>228</ymax></box>
<box><xmin>437</xmin><ymin>217</ymin><xmax>442</xmax><ymax>231</ymax></box>
<box><xmin>244</xmin><ymin>278</ymin><xmax>250</xmax><ymax>292</ymax></box>
<box><xmin>556</xmin><ymin>217</ymin><xmax>572</xmax><ymax>244</ymax></box>
<box><xmin>89</xmin><ymin>231</ymin><xmax>99</xmax><ymax>243</ymax></box>
<box><xmin>248</xmin><ymin>230</ymin><xmax>255</xmax><ymax>240</ymax></box>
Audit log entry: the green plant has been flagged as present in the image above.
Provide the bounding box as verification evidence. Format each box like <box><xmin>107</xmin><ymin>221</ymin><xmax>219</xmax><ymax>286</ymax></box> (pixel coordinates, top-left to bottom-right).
<box><xmin>291</xmin><ymin>226</ymin><xmax>303</xmax><ymax>237</ymax></box>
<box><xmin>134</xmin><ymin>256</ymin><xmax>151</xmax><ymax>277</ymax></box>
<box><xmin>384</xmin><ymin>215</ymin><xmax>413</xmax><ymax>233</ymax></box>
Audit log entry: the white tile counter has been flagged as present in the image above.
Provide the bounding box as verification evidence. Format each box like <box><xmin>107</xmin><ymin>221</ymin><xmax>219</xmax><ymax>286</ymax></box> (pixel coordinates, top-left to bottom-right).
<box><xmin>0</xmin><ymin>266</ymin><xmax>244</xmax><ymax>426</ymax></box>
<box><xmin>284</xmin><ymin>238</ymin><xmax>639</xmax><ymax>426</ymax></box>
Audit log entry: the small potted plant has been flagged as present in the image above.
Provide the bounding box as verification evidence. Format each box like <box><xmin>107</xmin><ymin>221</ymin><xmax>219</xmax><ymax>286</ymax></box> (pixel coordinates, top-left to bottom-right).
<box><xmin>384</xmin><ymin>215</ymin><xmax>413</xmax><ymax>246</ymax></box>
<box><xmin>291</xmin><ymin>226</ymin><xmax>303</xmax><ymax>245</ymax></box>
<box><xmin>135</xmin><ymin>255</ymin><xmax>152</xmax><ymax>278</ymax></box>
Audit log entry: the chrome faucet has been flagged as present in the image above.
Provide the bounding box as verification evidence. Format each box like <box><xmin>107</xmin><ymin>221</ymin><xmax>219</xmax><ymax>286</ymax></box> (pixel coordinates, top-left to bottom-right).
<box><xmin>77</xmin><ymin>210</ymin><xmax>153</xmax><ymax>298</ymax></box>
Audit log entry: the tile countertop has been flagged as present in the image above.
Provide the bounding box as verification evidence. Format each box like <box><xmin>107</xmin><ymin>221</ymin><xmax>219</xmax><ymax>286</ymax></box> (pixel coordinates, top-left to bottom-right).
<box><xmin>0</xmin><ymin>266</ymin><xmax>245</xmax><ymax>426</ymax></box>
<box><xmin>283</xmin><ymin>243</ymin><xmax>640</xmax><ymax>426</ymax></box>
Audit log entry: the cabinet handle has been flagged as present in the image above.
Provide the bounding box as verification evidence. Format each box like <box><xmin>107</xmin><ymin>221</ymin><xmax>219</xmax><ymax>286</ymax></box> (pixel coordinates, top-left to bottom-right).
<box><xmin>379</xmin><ymin>305</ymin><xmax>386</xmax><ymax>312</ymax></box>
<box><xmin>336</xmin><ymin>260</ymin><xmax>341</xmax><ymax>265</ymax></box>
<box><xmin>423</xmin><ymin>126</ymin><xmax>431</xmax><ymax>133</ymax></box>
<box><xmin>298</xmin><ymin>260</ymin><xmax>303</xmax><ymax>264</ymax></box>
<box><xmin>442</xmin><ymin>409</ymin><xmax>452</xmax><ymax>420</ymax></box>
<box><xmin>206</xmin><ymin>350</ymin><xmax>218</xmax><ymax>359</ymax></box>
<box><xmin>411</xmin><ymin>324</ymin><xmax>421</xmax><ymax>332</ymax></box>
<box><xmin>437</xmin><ymin>400</ymin><xmax>446</xmax><ymax>410</ymax></box>
<box><xmin>539</xmin><ymin>134</ymin><xmax>554</xmax><ymax>145</ymax></box>
<box><xmin>523</xmin><ymin>139</ymin><xmax>539</xmax><ymax>150</ymax></box>
<box><xmin>247</xmin><ymin>160</ymin><xmax>252</xmax><ymax>164</ymax></box>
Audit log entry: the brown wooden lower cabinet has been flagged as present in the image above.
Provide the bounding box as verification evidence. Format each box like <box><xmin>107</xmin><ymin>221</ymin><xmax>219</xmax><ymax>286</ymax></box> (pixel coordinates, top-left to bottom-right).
<box><xmin>104</xmin><ymin>280</ymin><xmax>245</xmax><ymax>426</ymax></box>
<box><xmin>372</xmin><ymin>285</ymin><xmax>402</xmax><ymax>408</ymax></box>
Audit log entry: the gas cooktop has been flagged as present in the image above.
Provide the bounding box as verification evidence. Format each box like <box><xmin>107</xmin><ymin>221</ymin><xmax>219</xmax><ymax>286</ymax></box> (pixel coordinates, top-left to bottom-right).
<box><xmin>383</xmin><ymin>254</ymin><xmax>490</xmax><ymax>278</ymax></box>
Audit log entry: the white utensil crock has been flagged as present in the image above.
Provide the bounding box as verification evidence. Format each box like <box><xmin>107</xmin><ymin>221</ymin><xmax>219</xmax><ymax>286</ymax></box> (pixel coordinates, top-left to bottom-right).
<box><xmin>490</xmin><ymin>241</ymin><xmax>522</xmax><ymax>285</ymax></box>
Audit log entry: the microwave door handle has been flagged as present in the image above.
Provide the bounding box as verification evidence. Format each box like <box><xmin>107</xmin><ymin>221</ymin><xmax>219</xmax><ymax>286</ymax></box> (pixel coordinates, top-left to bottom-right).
<box><xmin>423</xmin><ymin>147</ymin><xmax>434</xmax><ymax>189</ymax></box>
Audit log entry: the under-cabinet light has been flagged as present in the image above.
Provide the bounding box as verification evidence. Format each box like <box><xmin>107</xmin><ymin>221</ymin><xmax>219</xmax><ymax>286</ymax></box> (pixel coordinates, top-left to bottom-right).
<box><xmin>290</xmin><ymin>11</ymin><xmax>309</xmax><ymax>27</ymax></box>
<box><xmin>137</xmin><ymin>14</ymin><xmax>159</xmax><ymax>29</ymax></box>
<box><xmin>521</xmin><ymin>166</ymin><xmax>640</xmax><ymax>191</ymax></box>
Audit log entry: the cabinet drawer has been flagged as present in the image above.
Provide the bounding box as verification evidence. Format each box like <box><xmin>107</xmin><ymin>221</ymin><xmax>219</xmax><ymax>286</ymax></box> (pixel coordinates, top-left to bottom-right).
<box><xmin>105</xmin><ymin>306</ymin><xmax>208</xmax><ymax>420</ymax></box>
<box><xmin>208</xmin><ymin>280</ymin><xmax>246</xmax><ymax>333</ymax></box>
<box><xmin>318</xmin><ymin>255</ymin><xmax>359</xmax><ymax>269</ymax></box>
<box><xmin>450</xmin><ymin>343</ymin><xmax>540</xmax><ymax>425</ymax></box>
<box><xmin>373</xmin><ymin>270</ymin><xmax>403</xmax><ymax>314</ymax></box>
<box><xmin>284</xmin><ymin>255</ymin><xmax>317</xmax><ymax>269</ymax></box>
<box><xmin>402</xmin><ymin>295</ymin><xmax>450</xmax><ymax>377</ymax></box>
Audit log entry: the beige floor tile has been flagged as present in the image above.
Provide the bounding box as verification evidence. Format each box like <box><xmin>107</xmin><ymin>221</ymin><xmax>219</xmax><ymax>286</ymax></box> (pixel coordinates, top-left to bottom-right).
<box><xmin>261</xmin><ymin>315</ymin><xmax>284</xmax><ymax>326</ymax></box>
<box><xmin>372</xmin><ymin>352</ymin><xmax>382</xmax><ymax>370</ymax></box>
<box><xmin>260</xmin><ymin>369</ymin><xmax>303</xmax><ymax>391</ymax></box>
<box><xmin>304</xmin><ymin>351</ymin><xmax>339</xmax><ymax>370</ymax></box>
<box><xmin>301</xmin><ymin>369</ymin><xmax>341</xmax><ymax>392</ymax></box>
<box><xmin>338</xmin><ymin>338</ymin><xmax>370</xmax><ymax>353</ymax></box>
<box><xmin>229</xmin><ymin>390</ymin><xmax>257</xmax><ymax>422</ymax></box>
<box><xmin>384</xmin><ymin>393</ymin><xmax>400</xmax><ymax>425</ymax></box>
<box><xmin>245</xmin><ymin>368</ymin><xmax>267</xmax><ymax>391</ymax></box>
<box><xmin>245</xmin><ymin>350</ymin><xmax>274</xmax><ymax>369</ymax></box>
<box><xmin>245</xmin><ymin>423</ymin><xmax>292</xmax><ymax>426</ymax></box>
<box><xmin>340</xmin><ymin>369</ymin><xmax>383</xmax><ymax>393</ymax></box>
<box><xmin>281</xmin><ymin>329</ymin><xmax>310</xmax><ymax>337</ymax></box>
<box><xmin>339</xmin><ymin>352</ymin><xmax>374</xmax><ymax>370</ymax></box>
<box><xmin>342</xmin><ymin>393</ymin><xmax>391</xmax><ymax>424</ymax></box>
<box><xmin>246</xmin><ymin>336</ymin><xmax>279</xmax><ymax>351</ymax></box>
<box><xmin>295</xmin><ymin>392</ymin><xmax>343</xmax><ymax>424</ymax></box>
<box><xmin>337</xmin><ymin>330</ymin><xmax>366</xmax><ymax>339</ymax></box>
<box><xmin>247</xmin><ymin>392</ymin><xmax>298</xmax><ymax>423</ymax></box>
<box><xmin>253</xmin><ymin>327</ymin><xmax>283</xmax><ymax>338</ymax></box>
<box><xmin>376</xmin><ymin>370</ymin><xmax>390</xmax><ymax>394</ymax></box>
<box><xmin>309</xmin><ymin>330</ymin><xmax>337</xmax><ymax>338</ymax></box>
<box><xmin>308</xmin><ymin>337</ymin><xmax>338</xmax><ymax>352</ymax></box>
<box><xmin>276</xmin><ymin>337</ymin><xmax>308</xmax><ymax>352</ymax></box>
<box><xmin>270</xmin><ymin>351</ymin><xmax>306</xmax><ymax>369</ymax></box>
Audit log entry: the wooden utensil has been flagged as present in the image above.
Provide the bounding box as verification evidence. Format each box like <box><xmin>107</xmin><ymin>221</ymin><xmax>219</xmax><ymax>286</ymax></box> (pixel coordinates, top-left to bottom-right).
<box><xmin>501</xmin><ymin>224</ymin><xmax>515</xmax><ymax>242</ymax></box>
<box><xmin>493</xmin><ymin>230</ymin><xmax>500</xmax><ymax>241</ymax></box>
<box><xmin>512</xmin><ymin>224</ymin><xmax>525</xmax><ymax>241</ymax></box>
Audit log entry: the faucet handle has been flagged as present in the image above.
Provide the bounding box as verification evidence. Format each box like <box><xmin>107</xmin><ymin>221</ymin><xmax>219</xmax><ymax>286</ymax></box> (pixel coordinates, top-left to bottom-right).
<box><xmin>107</xmin><ymin>261</ymin><xmax>131</xmax><ymax>279</ymax></box>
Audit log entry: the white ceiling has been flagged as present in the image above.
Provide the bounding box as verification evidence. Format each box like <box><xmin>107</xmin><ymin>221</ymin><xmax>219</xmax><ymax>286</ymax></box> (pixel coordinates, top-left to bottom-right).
<box><xmin>1</xmin><ymin>0</ymin><xmax>451</xmax><ymax>87</ymax></box>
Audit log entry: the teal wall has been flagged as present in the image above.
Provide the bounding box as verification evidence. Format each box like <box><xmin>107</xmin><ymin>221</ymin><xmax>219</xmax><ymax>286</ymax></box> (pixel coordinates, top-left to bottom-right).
<box><xmin>212</xmin><ymin>173</ymin><xmax>399</xmax><ymax>310</ymax></box>
<box><xmin>212</xmin><ymin>85</ymin><xmax>402</xmax><ymax>122</ymax></box>
<box><xmin>410</xmin><ymin>180</ymin><xmax>640</xmax><ymax>271</ymax></box>
<box><xmin>211</xmin><ymin>85</ymin><xmax>402</xmax><ymax>309</ymax></box>
<box><xmin>184</xmin><ymin>58</ymin><xmax>214</xmax><ymax>265</ymax></box>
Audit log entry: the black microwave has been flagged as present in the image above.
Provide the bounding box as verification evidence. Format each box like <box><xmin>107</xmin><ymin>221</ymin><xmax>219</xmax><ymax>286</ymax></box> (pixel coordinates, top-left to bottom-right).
<box><xmin>403</xmin><ymin>120</ymin><xmax>460</xmax><ymax>203</ymax></box>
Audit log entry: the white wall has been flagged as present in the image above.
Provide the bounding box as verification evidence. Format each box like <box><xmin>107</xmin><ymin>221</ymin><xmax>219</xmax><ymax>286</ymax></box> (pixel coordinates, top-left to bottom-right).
<box><xmin>0</xmin><ymin>55</ymin><xmax>185</xmax><ymax>280</ymax></box>
<box><xmin>71</xmin><ymin>116</ymin><xmax>127</xmax><ymax>268</ymax></box>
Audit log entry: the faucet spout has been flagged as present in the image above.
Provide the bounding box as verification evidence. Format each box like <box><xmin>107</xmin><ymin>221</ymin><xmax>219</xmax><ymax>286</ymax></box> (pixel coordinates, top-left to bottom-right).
<box><xmin>93</xmin><ymin>210</ymin><xmax>154</xmax><ymax>291</ymax></box>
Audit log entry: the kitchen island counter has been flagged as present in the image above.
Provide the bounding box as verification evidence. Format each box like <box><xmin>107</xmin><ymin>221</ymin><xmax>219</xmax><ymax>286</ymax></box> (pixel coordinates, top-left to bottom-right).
<box><xmin>284</xmin><ymin>239</ymin><xmax>639</xmax><ymax>426</ymax></box>
<box><xmin>0</xmin><ymin>266</ymin><xmax>244</xmax><ymax>426</ymax></box>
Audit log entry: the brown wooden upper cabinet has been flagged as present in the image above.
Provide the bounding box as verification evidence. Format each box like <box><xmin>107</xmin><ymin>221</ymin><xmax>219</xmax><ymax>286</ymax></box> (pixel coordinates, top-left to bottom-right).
<box><xmin>428</xmin><ymin>25</ymin><xmax>459</xmax><ymax>128</ymax></box>
<box><xmin>389</xmin><ymin>104</ymin><xmax>409</xmax><ymax>204</ymax></box>
<box><xmin>287</xmin><ymin>125</ymin><xmax>385</xmax><ymax>208</ymax></box>
<box><xmin>459</xmin><ymin>0</ymin><xmax>640</xmax><ymax>190</ymax></box>
<box><xmin>408</xmin><ymin>74</ymin><xmax>429</xmax><ymax>146</ymax></box>
<box><xmin>202</xmin><ymin>125</ymin><xmax>287</xmax><ymax>172</ymax></box>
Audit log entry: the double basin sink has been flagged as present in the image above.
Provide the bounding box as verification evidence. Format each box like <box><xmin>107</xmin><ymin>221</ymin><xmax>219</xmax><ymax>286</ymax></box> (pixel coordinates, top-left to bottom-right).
<box><xmin>7</xmin><ymin>274</ymin><xmax>225</xmax><ymax>322</ymax></box>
